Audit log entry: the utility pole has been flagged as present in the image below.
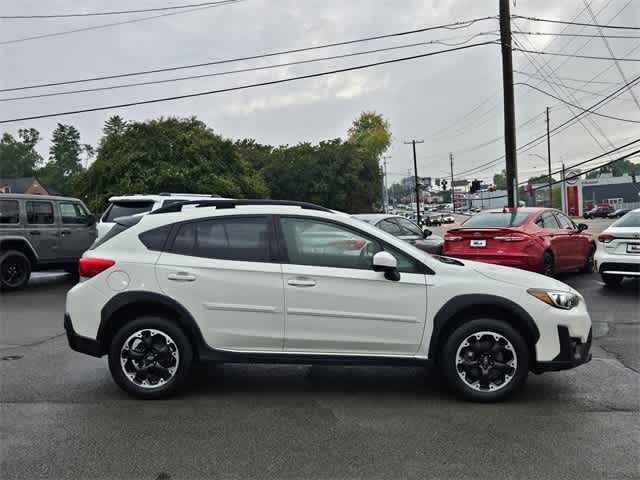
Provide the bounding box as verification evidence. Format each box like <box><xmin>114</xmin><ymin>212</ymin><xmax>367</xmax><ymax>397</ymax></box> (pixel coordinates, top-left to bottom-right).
<box><xmin>449</xmin><ymin>153</ymin><xmax>455</xmax><ymax>210</ymax></box>
<box><xmin>499</xmin><ymin>0</ymin><xmax>518</xmax><ymax>208</ymax></box>
<box><xmin>404</xmin><ymin>140</ymin><xmax>424</xmax><ymax>225</ymax></box>
<box><xmin>545</xmin><ymin>106</ymin><xmax>552</xmax><ymax>208</ymax></box>
<box><xmin>382</xmin><ymin>155</ymin><xmax>391</xmax><ymax>212</ymax></box>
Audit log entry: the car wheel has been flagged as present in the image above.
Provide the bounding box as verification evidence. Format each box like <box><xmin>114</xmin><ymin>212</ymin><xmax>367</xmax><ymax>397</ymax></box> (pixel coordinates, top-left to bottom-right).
<box><xmin>108</xmin><ymin>316</ymin><xmax>193</xmax><ymax>400</ymax></box>
<box><xmin>601</xmin><ymin>273</ymin><xmax>623</xmax><ymax>288</ymax></box>
<box><xmin>0</xmin><ymin>250</ymin><xmax>32</xmax><ymax>291</ymax></box>
<box><xmin>441</xmin><ymin>319</ymin><xmax>529</xmax><ymax>402</ymax></box>
<box><xmin>540</xmin><ymin>252</ymin><xmax>554</xmax><ymax>277</ymax></box>
<box><xmin>580</xmin><ymin>246</ymin><xmax>595</xmax><ymax>274</ymax></box>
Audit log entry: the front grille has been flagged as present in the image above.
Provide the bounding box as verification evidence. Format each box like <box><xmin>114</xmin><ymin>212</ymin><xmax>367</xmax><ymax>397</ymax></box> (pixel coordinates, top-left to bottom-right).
<box><xmin>600</xmin><ymin>262</ymin><xmax>640</xmax><ymax>273</ymax></box>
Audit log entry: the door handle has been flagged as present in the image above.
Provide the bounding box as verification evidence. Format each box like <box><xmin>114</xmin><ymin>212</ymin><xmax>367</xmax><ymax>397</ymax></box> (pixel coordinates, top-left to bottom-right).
<box><xmin>168</xmin><ymin>272</ymin><xmax>197</xmax><ymax>282</ymax></box>
<box><xmin>29</xmin><ymin>231</ymin><xmax>41</xmax><ymax>235</ymax></box>
<box><xmin>287</xmin><ymin>277</ymin><xmax>316</xmax><ymax>287</ymax></box>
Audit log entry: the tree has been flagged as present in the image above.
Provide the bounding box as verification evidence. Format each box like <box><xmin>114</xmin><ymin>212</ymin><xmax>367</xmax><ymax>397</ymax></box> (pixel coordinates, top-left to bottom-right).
<box><xmin>347</xmin><ymin>111</ymin><xmax>392</xmax><ymax>157</ymax></box>
<box><xmin>586</xmin><ymin>159</ymin><xmax>639</xmax><ymax>178</ymax></box>
<box><xmin>75</xmin><ymin>117</ymin><xmax>269</xmax><ymax>212</ymax></box>
<box><xmin>0</xmin><ymin>128</ymin><xmax>43</xmax><ymax>177</ymax></box>
<box><xmin>493</xmin><ymin>169</ymin><xmax>507</xmax><ymax>190</ymax></box>
<box><xmin>102</xmin><ymin>115</ymin><xmax>128</xmax><ymax>136</ymax></box>
<box><xmin>38</xmin><ymin>124</ymin><xmax>87</xmax><ymax>193</ymax></box>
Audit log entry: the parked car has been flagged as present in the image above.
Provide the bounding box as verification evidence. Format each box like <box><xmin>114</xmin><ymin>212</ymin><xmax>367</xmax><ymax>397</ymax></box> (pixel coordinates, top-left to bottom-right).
<box><xmin>65</xmin><ymin>199</ymin><xmax>592</xmax><ymax>402</ymax></box>
<box><xmin>443</xmin><ymin>208</ymin><xmax>595</xmax><ymax>276</ymax></box>
<box><xmin>0</xmin><ymin>194</ymin><xmax>97</xmax><ymax>290</ymax></box>
<box><xmin>97</xmin><ymin>193</ymin><xmax>223</xmax><ymax>239</ymax></box>
<box><xmin>607</xmin><ymin>208</ymin><xmax>630</xmax><ymax>219</ymax></box>
<box><xmin>583</xmin><ymin>205</ymin><xmax>613</xmax><ymax>219</ymax></box>
<box><xmin>353</xmin><ymin>214</ymin><xmax>443</xmax><ymax>254</ymax></box>
<box><xmin>422</xmin><ymin>214</ymin><xmax>442</xmax><ymax>227</ymax></box>
<box><xmin>441</xmin><ymin>214</ymin><xmax>455</xmax><ymax>224</ymax></box>
<box><xmin>595</xmin><ymin>208</ymin><xmax>640</xmax><ymax>287</ymax></box>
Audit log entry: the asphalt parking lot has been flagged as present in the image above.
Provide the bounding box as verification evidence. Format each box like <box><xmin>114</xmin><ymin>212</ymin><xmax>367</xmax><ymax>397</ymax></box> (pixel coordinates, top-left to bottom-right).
<box><xmin>1</xmin><ymin>219</ymin><xmax>638</xmax><ymax>479</ymax></box>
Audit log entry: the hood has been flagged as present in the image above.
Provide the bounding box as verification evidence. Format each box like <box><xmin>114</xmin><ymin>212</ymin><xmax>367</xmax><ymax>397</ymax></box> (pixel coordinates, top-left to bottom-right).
<box><xmin>468</xmin><ymin>260</ymin><xmax>575</xmax><ymax>292</ymax></box>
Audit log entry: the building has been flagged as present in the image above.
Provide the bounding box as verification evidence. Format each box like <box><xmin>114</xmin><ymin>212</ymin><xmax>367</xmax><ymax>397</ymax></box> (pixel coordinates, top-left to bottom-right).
<box><xmin>0</xmin><ymin>177</ymin><xmax>52</xmax><ymax>195</ymax></box>
<box><xmin>581</xmin><ymin>175</ymin><xmax>640</xmax><ymax>209</ymax></box>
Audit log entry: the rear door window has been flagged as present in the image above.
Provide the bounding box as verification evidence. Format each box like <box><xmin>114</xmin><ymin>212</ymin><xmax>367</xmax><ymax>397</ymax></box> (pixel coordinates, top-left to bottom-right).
<box><xmin>554</xmin><ymin>212</ymin><xmax>575</xmax><ymax>230</ymax></box>
<box><xmin>462</xmin><ymin>211</ymin><xmax>531</xmax><ymax>228</ymax></box>
<box><xmin>26</xmin><ymin>201</ymin><xmax>54</xmax><ymax>224</ymax></box>
<box><xmin>169</xmin><ymin>216</ymin><xmax>272</xmax><ymax>262</ymax></box>
<box><xmin>538</xmin><ymin>212</ymin><xmax>560</xmax><ymax>229</ymax></box>
<box><xmin>0</xmin><ymin>200</ymin><xmax>20</xmax><ymax>224</ymax></box>
<box><xmin>103</xmin><ymin>201</ymin><xmax>154</xmax><ymax>222</ymax></box>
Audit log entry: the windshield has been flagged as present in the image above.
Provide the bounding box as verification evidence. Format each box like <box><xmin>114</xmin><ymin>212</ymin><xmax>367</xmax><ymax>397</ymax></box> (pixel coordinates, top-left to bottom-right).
<box><xmin>613</xmin><ymin>211</ymin><xmax>640</xmax><ymax>227</ymax></box>
<box><xmin>461</xmin><ymin>211</ymin><xmax>531</xmax><ymax>228</ymax></box>
<box><xmin>103</xmin><ymin>201</ymin><xmax>154</xmax><ymax>222</ymax></box>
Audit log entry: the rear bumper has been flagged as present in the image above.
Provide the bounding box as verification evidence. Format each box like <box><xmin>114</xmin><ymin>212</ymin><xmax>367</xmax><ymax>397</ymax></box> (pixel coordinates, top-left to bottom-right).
<box><xmin>64</xmin><ymin>314</ymin><xmax>103</xmax><ymax>357</ymax></box>
<box><xmin>442</xmin><ymin>252</ymin><xmax>539</xmax><ymax>272</ymax></box>
<box><xmin>533</xmin><ymin>326</ymin><xmax>592</xmax><ymax>373</ymax></box>
<box><xmin>595</xmin><ymin>250</ymin><xmax>640</xmax><ymax>276</ymax></box>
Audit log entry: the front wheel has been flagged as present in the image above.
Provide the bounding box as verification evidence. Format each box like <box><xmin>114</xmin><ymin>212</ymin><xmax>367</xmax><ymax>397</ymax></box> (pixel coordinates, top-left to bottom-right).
<box><xmin>0</xmin><ymin>250</ymin><xmax>32</xmax><ymax>291</ymax></box>
<box><xmin>108</xmin><ymin>316</ymin><xmax>193</xmax><ymax>399</ymax></box>
<box><xmin>441</xmin><ymin>319</ymin><xmax>530</xmax><ymax>402</ymax></box>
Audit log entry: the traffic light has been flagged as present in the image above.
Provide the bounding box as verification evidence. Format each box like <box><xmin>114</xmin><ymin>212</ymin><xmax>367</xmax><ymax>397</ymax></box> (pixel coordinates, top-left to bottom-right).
<box><xmin>440</xmin><ymin>179</ymin><xmax>448</xmax><ymax>191</ymax></box>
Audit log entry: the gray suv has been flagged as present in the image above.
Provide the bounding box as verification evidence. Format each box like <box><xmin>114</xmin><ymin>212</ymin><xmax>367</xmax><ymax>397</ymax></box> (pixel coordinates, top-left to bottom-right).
<box><xmin>0</xmin><ymin>194</ymin><xmax>97</xmax><ymax>290</ymax></box>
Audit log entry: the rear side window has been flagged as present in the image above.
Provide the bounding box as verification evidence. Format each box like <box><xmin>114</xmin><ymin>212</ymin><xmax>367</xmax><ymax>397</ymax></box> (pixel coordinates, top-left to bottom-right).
<box><xmin>613</xmin><ymin>211</ymin><xmax>640</xmax><ymax>227</ymax></box>
<box><xmin>139</xmin><ymin>225</ymin><xmax>172</xmax><ymax>251</ymax></box>
<box><xmin>103</xmin><ymin>201</ymin><xmax>154</xmax><ymax>222</ymax></box>
<box><xmin>537</xmin><ymin>212</ymin><xmax>560</xmax><ymax>229</ymax></box>
<box><xmin>26</xmin><ymin>201</ymin><xmax>54</xmax><ymax>224</ymax></box>
<box><xmin>0</xmin><ymin>200</ymin><xmax>19</xmax><ymax>224</ymax></box>
<box><xmin>554</xmin><ymin>213</ymin><xmax>575</xmax><ymax>230</ymax></box>
<box><xmin>90</xmin><ymin>224</ymin><xmax>127</xmax><ymax>250</ymax></box>
<box><xmin>462</xmin><ymin>211</ymin><xmax>531</xmax><ymax>228</ymax></box>
<box><xmin>170</xmin><ymin>217</ymin><xmax>271</xmax><ymax>262</ymax></box>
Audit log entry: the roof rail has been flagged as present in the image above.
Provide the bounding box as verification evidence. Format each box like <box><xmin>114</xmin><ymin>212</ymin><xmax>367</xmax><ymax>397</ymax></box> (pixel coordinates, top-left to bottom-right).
<box><xmin>149</xmin><ymin>199</ymin><xmax>333</xmax><ymax>215</ymax></box>
<box><xmin>158</xmin><ymin>192</ymin><xmax>221</xmax><ymax>197</ymax></box>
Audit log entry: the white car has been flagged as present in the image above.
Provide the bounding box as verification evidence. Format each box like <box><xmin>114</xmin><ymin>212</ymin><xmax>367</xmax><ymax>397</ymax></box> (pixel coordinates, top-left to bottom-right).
<box><xmin>595</xmin><ymin>208</ymin><xmax>640</xmax><ymax>287</ymax></box>
<box><xmin>65</xmin><ymin>199</ymin><xmax>592</xmax><ymax>402</ymax></box>
<box><xmin>97</xmin><ymin>193</ymin><xmax>223</xmax><ymax>239</ymax></box>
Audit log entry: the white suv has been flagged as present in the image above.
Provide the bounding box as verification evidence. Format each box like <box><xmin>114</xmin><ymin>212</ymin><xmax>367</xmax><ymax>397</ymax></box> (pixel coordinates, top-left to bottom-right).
<box><xmin>65</xmin><ymin>200</ymin><xmax>592</xmax><ymax>402</ymax></box>
<box><xmin>595</xmin><ymin>208</ymin><xmax>640</xmax><ymax>286</ymax></box>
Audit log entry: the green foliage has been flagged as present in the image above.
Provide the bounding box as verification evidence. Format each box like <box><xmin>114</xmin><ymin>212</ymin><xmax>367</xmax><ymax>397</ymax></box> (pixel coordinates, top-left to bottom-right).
<box><xmin>75</xmin><ymin>117</ymin><xmax>269</xmax><ymax>212</ymax></box>
<box><xmin>38</xmin><ymin>124</ymin><xmax>88</xmax><ymax>194</ymax></box>
<box><xmin>102</xmin><ymin>115</ymin><xmax>128</xmax><ymax>136</ymax></box>
<box><xmin>0</xmin><ymin>128</ymin><xmax>43</xmax><ymax>177</ymax></box>
<box><xmin>527</xmin><ymin>174</ymin><xmax>556</xmax><ymax>184</ymax></box>
<box><xmin>586</xmin><ymin>159</ymin><xmax>639</xmax><ymax>178</ymax></box>
<box><xmin>347</xmin><ymin>111</ymin><xmax>392</xmax><ymax>158</ymax></box>
<box><xmin>493</xmin><ymin>169</ymin><xmax>507</xmax><ymax>190</ymax></box>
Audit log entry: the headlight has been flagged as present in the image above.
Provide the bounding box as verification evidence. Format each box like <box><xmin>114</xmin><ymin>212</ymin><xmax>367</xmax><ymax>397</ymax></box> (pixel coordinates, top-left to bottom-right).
<box><xmin>527</xmin><ymin>288</ymin><xmax>580</xmax><ymax>310</ymax></box>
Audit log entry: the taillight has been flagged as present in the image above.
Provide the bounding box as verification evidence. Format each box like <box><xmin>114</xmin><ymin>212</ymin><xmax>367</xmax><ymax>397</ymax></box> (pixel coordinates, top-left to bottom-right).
<box><xmin>598</xmin><ymin>234</ymin><xmax>615</xmax><ymax>243</ymax></box>
<box><xmin>445</xmin><ymin>236</ymin><xmax>463</xmax><ymax>241</ymax></box>
<box><xmin>79</xmin><ymin>258</ymin><xmax>115</xmax><ymax>278</ymax></box>
<box><xmin>494</xmin><ymin>234</ymin><xmax>531</xmax><ymax>242</ymax></box>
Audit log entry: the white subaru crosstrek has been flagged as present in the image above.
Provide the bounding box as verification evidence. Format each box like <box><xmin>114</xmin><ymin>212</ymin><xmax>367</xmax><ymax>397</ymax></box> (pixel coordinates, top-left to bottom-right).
<box><xmin>65</xmin><ymin>200</ymin><xmax>592</xmax><ymax>402</ymax></box>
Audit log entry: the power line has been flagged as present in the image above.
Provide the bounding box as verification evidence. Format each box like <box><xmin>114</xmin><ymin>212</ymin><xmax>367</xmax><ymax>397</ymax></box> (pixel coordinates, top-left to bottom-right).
<box><xmin>0</xmin><ymin>41</ymin><xmax>495</xmax><ymax>124</ymax></box>
<box><xmin>0</xmin><ymin>2</ymin><xmax>244</xmax><ymax>46</ymax></box>
<box><xmin>0</xmin><ymin>0</ymin><xmax>245</xmax><ymax>18</ymax></box>
<box><xmin>513</xmin><ymin>48</ymin><xmax>640</xmax><ymax>62</ymax></box>
<box><xmin>0</xmin><ymin>17</ymin><xmax>498</xmax><ymax>93</ymax></box>
<box><xmin>513</xmin><ymin>30</ymin><xmax>640</xmax><ymax>40</ymax></box>
<box><xmin>513</xmin><ymin>70</ymin><xmax>622</xmax><ymax>86</ymax></box>
<box><xmin>512</xmin><ymin>15</ymin><xmax>640</xmax><ymax>31</ymax></box>
<box><xmin>513</xmin><ymin>74</ymin><xmax>634</xmax><ymax>101</ymax></box>
<box><xmin>0</xmin><ymin>34</ymin><xmax>498</xmax><ymax>103</ymax></box>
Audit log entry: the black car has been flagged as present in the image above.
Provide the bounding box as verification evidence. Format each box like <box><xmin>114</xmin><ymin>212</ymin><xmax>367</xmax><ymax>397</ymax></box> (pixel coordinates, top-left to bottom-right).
<box><xmin>607</xmin><ymin>208</ymin><xmax>630</xmax><ymax>219</ymax></box>
<box><xmin>583</xmin><ymin>206</ymin><xmax>613</xmax><ymax>219</ymax></box>
<box><xmin>353</xmin><ymin>214</ymin><xmax>444</xmax><ymax>254</ymax></box>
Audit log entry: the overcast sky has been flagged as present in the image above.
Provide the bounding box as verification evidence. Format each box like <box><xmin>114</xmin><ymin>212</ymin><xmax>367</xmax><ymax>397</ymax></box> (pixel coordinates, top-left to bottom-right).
<box><xmin>1</xmin><ymin>0</ymin><xmax>638</xmax><ymax>186</ymax></box>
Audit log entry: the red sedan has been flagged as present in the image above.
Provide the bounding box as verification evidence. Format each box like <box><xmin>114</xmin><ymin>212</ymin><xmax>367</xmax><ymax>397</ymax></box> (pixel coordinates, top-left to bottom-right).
<box><xmin>443</xmin><ymin>208</ymin><xmax>595</xmax><ymax>276</ymax></box>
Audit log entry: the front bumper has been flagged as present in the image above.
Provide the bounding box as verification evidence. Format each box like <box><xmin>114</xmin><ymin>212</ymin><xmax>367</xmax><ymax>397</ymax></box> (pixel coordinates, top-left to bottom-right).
<box><xmin>64</xmin><ymin>314</ymin><xmax>103</xmax><ymax>357</ymax></box>
<box><xmin>533</xmin><ymin>326</ymin><xmax>592</xmax><ymax>373</ymax></box>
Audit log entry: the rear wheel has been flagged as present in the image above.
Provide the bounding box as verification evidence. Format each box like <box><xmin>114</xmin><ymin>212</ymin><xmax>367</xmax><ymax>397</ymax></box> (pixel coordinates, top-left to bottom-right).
<box><xmin>540</xmin><ymin>252</ymin><xmax>554</xmax><ymax>277</ymax></box>
<box><xmin>441</xmin><ymin>318</ymin><xmax>530</xmax><ymax>402</ymax></box>
<box><xmin>108</xmin><ymin>316</ymin><xmax>193</xmax><ymax>399</ymax></box>
<box><xmin>0</xmin><ymin>250</ymin><xmax>31</xmax><ymax>291</ymax></box>
<box><xmin>580</xmin><ymin>245</ymin><xmax>595</xmax><ymax>274</ymax></box>
<box><xmin>602</xmin><ymin>273</ymin><xmax>623</xmax><ymax>288</ymax></box>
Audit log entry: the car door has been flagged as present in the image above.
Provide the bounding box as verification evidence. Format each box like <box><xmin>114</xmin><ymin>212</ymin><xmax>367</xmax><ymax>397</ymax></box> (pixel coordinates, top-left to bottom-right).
<box><xmin>278</xmin><ymin>216</ymin><xmax>428</xmax><ymax>356</ymax></box>
<box><xmin>534</xmin><ymin>212</ymin><xmax>566</xmax><ymax>269</ymax></box>
<box><xmin>25</xmin><ymin>200</ymin><xmax>59</xmax><ymax>261</ymax></box>
<box><xmin>555</xmin><ymin>212</ymin><xmax>589</xmax><ymax>269</ymax></box>
<box><xmin>156</xmin><ymin>215</ymin><xmax>285</xmax><ymax>351</ymax></box>
<box><xmin>57</xmin><ymin>201</ymin><xmax>97</xmax><ymax>259</ymax></box>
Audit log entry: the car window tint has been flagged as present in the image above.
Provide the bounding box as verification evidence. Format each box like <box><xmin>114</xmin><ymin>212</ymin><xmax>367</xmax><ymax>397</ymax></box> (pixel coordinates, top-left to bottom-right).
<box><xmin>554</xmin><ymin>213</ymin><xmax>574</xmax><ymax>230</ymax></box>
<box><xmin>541</xmin><ymin>212</ymin><xmax>560</xmax><ymax>229</ymax></box>
<box><xmin>395</xmin><ymin>218</ymin><xmax>423</xmax><ymax>236</ymax></box>
<box><xmin>377</xmin><ymin>219</ymin><xmax>401</xmax><ymax>235</ymax></box>
<box><xmin>280</xmin><ymin>217</ymin><xmax>420</xmax><ymax>273</ymax></box>
<box><xmin>0</xmin><ymin>200</ymin><xmax>19</xmax><ymax>224</ymax></box>
<box><xmin>462</xmin><ymin>212</ymin><xmax>531</xmax><ymax>228</ymax></box>
<box><xmin>26</xmin><ymin>201</ymin><xmax>54</xmax><ymax>224</ymax></box>
<box><xmin>60</xmin><ymin>202</ymin><xmax>88</xmax><ymax>224</ymax></box>
<box><xmin>139</xmin><ymin>225</ymin><xmax>172</xmax><ymax>251</ymax></box>
<box><xmin>170</xmin><ymin>216</ymin><xmax>271</xmax><ymax>262</ymax></box>
<box><xmin>103</xmin><ymin>201</ymin><xmax>154</xmax><ymax>222</ymax></box>
<box><xmin>613</xmin><ymin>211</ymin><xmax>640</xmax><ymax>227</ymax></box>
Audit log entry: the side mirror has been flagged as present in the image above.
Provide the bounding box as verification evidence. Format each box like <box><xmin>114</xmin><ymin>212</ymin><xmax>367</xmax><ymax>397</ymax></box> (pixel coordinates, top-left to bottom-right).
<box><xmin>86</xmin><ymin>214</ymin><xmax>96</xmax><ymax>227</ymax></box>
<box><xmin>372</xmin><ymin>251</ymin><xmax>400</xmax><ymax>281</ymax></box>
<box><xmin>577</xmin><ymin>223</ymin><xmax>588</xmax><ymax>232</ymax></box>
<box><xmin>423</xmin><ymin>228</ymin><xmax>432</xmax><ymax>238</ymax></box>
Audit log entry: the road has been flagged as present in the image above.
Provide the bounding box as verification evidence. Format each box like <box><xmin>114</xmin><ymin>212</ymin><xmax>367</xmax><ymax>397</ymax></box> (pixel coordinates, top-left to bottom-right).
<box><xmin>1</xmin><ymin>249</ymin><xmax>639</xmax><ymax>479</ymax></box>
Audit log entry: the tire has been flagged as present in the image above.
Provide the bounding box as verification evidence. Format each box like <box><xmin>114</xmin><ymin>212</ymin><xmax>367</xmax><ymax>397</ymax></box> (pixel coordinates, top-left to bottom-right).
<box><xmin>108</xmin><ymin>316</ymin><xmax>193</xmax><ymax>400</ymax></box>
<box><xmin>540</xmin><ymin>251</ymin><xmax>554</xmax><ymax>277</ymax></box>
<box><xmin>0</xmin><ymin>250</ymin><xmax>32</xmax><ymax>291</ymax></box>
<box><xmin>440</xmin><ymin>318</ymin><xmax>530</xmax><ymax>402</ymax></box>
<box><xmin>602</xmin><ymin>273</ymin><xmax>623</xmax><ymax>288</ymax></box>
<box><xmin>580</xmin><ymin>245</ymin><xmax>595</xmax><ymax>274</ymax></box>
